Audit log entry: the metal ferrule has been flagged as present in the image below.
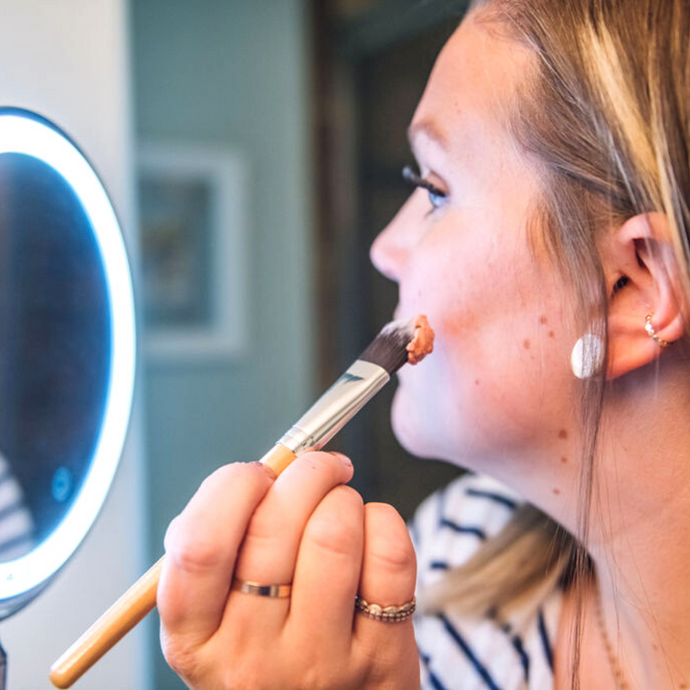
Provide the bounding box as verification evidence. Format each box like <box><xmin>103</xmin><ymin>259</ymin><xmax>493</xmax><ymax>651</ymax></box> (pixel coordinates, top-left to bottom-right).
<box><xmin>278</xmin><ymin>359</ymin><xmax>390</xmax><ymax>455</ymax></box>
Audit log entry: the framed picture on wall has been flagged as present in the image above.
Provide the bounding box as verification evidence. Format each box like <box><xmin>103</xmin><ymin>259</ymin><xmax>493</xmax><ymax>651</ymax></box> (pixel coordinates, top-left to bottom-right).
<box><xmin>137</xmin><ymin>142</ymin><xmax>248</xmax><ymax>361</ymax></box>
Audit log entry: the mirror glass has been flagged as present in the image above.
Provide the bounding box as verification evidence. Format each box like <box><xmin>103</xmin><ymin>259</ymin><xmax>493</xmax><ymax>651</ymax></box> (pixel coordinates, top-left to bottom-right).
<box><xmin>0</xmin><ymin>108</ymin><xmax>135</xmax><ymax>618</ymax></box>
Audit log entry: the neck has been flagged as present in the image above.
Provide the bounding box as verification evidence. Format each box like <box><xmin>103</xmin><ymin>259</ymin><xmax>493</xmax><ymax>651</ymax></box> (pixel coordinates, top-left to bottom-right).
<box><xmin>577</xmin><ymin>360</ymin><xmax>690</xmax><ymax>688</ymax></box>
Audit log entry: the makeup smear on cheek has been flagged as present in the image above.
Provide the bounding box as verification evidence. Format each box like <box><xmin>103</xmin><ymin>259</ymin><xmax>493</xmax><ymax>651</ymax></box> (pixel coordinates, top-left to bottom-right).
<box><xmin>407</xmin><ymin>315</ymin><xmax>435</xmax><ymax>364</ymax></box>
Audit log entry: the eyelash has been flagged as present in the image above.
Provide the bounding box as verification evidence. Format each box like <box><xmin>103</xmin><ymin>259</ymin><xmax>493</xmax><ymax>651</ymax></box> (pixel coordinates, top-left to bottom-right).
<box><xmin>402</xmin><ymin>165</ymin><xmax>448</xmax><ymax>212</ymax></box>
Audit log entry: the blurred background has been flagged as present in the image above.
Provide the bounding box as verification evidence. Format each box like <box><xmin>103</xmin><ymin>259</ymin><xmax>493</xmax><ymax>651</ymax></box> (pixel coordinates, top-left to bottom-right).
<box><xmin>1</xmin><ymin>0</ymin><xmax>469</xmax><ymax>687</ymax></box>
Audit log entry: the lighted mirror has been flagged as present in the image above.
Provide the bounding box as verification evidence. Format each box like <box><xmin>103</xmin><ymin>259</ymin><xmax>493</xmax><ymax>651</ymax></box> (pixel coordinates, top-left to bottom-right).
<box><xmin>0</xmin><ymin>107</ymin><xmax>135</xmax><ymax>619</ymax></box>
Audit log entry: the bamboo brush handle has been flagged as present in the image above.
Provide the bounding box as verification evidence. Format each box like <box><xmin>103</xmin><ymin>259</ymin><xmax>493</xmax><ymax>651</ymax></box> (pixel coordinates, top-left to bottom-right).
<box><xmin>49</xmin><ymin>444</ymin><xmax>297</xmax><ymax>688</ymax></box>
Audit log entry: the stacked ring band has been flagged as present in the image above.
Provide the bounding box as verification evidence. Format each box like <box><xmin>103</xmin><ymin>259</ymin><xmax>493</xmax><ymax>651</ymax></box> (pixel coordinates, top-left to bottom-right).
<box><xmin>355</xmin><ymin>595</ymin><xmax>416</xmax><ymax>623</ymax></box>
<box><xmin>231</xmin><ymin>578</ymin><xmax>292</xmax><ymax>598</ymax></box>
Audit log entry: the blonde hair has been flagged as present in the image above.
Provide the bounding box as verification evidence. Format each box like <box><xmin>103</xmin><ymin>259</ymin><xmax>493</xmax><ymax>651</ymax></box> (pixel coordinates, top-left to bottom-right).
<box><xmin>420</xmin><ymin>0</ymin><xmax>690</xmax><ymax>681</ymax></box>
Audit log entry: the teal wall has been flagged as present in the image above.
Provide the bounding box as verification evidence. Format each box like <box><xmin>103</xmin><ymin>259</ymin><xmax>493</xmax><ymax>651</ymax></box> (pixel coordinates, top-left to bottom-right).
<box><xmin>130</xmin><ymin>1</ymin><xmax>314</xmax><ymax>686</ymax></box>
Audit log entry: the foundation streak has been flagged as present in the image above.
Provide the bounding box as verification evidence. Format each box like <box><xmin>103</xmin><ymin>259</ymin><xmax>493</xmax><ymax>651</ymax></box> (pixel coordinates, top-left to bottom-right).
<box><xmin>407</xmin><ymin>314</ymin><xmax>435</xmax><ymax>365</ymax></box>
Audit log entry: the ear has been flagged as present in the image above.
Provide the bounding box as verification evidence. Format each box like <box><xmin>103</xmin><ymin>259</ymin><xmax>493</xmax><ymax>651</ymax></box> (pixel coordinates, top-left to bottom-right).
<box><xmin>604</xmin><ymin>212</ymin><xmax>686</xmax><ymax>380</ymax></box>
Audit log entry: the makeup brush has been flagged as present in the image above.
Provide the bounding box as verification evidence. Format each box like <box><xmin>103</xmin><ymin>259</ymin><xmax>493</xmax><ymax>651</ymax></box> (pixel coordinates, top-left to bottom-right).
<box><xmin>49</xmin><ymin>315</ymin><xmax>434</xmax><ymax>689</ymax></box>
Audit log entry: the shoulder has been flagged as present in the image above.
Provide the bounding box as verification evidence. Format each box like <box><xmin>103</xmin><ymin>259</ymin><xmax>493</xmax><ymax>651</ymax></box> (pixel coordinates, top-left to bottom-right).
<box><xmin>409</xmin><ymin>472</ymin><xmax>522</xmax><ymax>578</ymax></box>
<box><xmin>409</xmin><ymin>475</ymin><xmax>563</xmax><ymax>689</ymax></box>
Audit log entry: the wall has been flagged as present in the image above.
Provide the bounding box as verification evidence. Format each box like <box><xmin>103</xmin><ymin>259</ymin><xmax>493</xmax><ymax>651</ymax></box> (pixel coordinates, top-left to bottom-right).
<box><xmin>0</xmin><ymin>1</ymin><xmax>149</xmax><ymax>689</ymax></box>
<box><xmin>131</xmin><ymin>1</ymin><xmax>315</xmax><ymax>686</ymax></box>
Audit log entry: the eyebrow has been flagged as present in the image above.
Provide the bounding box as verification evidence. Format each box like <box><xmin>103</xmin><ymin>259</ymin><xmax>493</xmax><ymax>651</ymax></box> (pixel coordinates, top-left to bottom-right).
<box><xmin>407</xmin><ymin>119</ymin><xmax>450</xmax><ymax>153</ymax></box>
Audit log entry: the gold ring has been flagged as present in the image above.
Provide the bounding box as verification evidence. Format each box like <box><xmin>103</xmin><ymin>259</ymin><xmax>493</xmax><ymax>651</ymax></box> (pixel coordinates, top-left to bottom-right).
<box><xmin>645</xmin><ymin>314</ymin><xmax>671</xmax><ymax>348</ymax></box>
<box><xmin>354</xmin><ymin>595</ymin><xmax>416</xmax><ymax>623</ymax></box>
<box><xmin>231</xmin><ymin>578</ymin><xmax>292</xmax><ymax>598</ymax></box>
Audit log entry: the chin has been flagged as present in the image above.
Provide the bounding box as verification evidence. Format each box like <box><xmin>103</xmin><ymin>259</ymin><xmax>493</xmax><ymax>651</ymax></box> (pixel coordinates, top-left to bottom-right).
<box><xmin>390</xmin><ymin>387</ymin><xmax>444</xmax><ymax>461</ymax></box>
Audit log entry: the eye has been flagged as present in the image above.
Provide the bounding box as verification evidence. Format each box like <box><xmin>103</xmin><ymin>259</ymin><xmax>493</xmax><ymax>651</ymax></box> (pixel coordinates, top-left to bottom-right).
<box><xmin>402</xmin><ymin>165</ymin><xmax>448</xmax><ymax>211</ymax></box>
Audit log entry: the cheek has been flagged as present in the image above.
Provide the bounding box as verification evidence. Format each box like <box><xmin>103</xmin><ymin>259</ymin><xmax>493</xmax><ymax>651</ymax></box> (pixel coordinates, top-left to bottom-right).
<box><xmin>399</xmin><ymin>287</ymin><xmax>576</xmax><ymax>457</ymax></box>
<box><xmin>392</xmin><ymin>210</ymin><xmax>579</xmax><ymax>458</ymax></box>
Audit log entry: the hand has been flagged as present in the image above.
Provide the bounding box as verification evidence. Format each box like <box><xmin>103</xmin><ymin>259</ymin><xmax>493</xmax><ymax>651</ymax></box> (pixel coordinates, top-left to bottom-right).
<box><xmin>158</xmin><ymin>452</ymin><xmax>421</xmax><ymax>689</ymax></box>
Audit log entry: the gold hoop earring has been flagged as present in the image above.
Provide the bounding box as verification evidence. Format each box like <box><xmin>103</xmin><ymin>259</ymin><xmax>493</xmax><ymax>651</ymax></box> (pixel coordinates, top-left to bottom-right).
<box><xmin>644</xmin><ymin>315</ymin><xmax>671</xmax><ymax>348</ymax></box>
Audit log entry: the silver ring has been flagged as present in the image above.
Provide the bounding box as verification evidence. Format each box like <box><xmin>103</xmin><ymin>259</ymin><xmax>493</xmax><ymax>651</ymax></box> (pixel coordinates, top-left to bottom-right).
<box><xmin>354</xmin><ymin>595</ymin><xmax>416</xmax><ymax>622</ymax></box>
<box><xmin>231</xmin><ymin>578</ymin><xmax>292</xmax><ymax>598</ymax></box>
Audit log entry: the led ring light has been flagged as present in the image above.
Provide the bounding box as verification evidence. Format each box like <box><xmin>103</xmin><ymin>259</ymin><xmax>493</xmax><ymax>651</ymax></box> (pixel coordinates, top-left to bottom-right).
<box><xmin>0</xmin><ymin>108</ymin><xmax>136</xmax><ymax>605</ymax></box>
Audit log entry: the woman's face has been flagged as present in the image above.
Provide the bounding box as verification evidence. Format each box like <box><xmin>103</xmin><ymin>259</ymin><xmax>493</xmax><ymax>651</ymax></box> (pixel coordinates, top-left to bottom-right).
<box><xmin>371</xmin><ymin>14</ymin><xmax>581</xmax><ymax>486</ymax></box>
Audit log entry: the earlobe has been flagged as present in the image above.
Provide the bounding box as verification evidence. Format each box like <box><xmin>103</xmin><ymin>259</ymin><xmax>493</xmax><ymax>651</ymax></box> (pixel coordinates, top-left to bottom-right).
<box><xmin>606</xmin><ymin>311</ymin><xmax>683</xmax><ymax>380</ymax></box>
<box><xmin>604</xmin><ymin>213</ymin><xmax>685</xmax><ymax>380</ymax></box>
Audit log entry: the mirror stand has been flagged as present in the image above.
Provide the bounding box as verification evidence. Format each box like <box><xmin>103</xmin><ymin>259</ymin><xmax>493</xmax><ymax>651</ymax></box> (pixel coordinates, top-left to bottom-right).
<box><xmin>0</xmin><ymin>635</ymin><xmax>6</xmax><ymax>690</ymax></box>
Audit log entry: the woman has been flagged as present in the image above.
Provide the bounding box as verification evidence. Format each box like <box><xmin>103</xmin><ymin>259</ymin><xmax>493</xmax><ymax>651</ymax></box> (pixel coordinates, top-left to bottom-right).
<box><xmin>157</xmin><ymin>0</ymin><xmax>690</xmax><ymax>687</ymax></box>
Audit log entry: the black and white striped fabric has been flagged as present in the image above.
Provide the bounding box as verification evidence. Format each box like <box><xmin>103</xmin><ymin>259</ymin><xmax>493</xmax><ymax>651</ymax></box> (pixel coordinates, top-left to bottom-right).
<box><xmin>411</xmin><ymin>474</ymin><xmax>561</xmax><ymax>690</ymax></box>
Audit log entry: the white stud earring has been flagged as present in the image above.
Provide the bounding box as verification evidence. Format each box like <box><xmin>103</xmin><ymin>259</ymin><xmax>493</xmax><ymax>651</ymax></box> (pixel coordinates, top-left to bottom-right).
<box><xmin>571</xmin><ymin>333</ymin><xmax>604</xmax><ymax>379</ymax></box>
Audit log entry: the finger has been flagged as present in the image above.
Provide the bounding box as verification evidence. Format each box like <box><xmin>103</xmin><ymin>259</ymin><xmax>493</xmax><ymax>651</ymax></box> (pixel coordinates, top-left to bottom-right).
<box><xmin>287</xmin><ymin>485</ymin><xmax>364</xmax><ymax>654</ymax></box>
<box><xmin>353</xmin><ymin>503</ymin><xmax>418</xmax><ymax>676</ymax></box>
<box><xmin>224</xmin><ymin>451</ymin><xmax>354</xmax><ymax>633</ymax></box>
<box><xmin>158</xmin><ymin>461</ymin><xmax>274</xmax><ymax>650</ymax></box>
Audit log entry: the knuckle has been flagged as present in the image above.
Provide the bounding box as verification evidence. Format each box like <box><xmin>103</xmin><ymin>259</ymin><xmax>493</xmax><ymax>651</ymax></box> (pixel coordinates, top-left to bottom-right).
<box><xmin>370</xmin><ymin>541</ymin><xmax>416</xmax><ymax>570</ymax></box>
<box><xmin>199</xmin><ymin>463</ymin><xmax>237</xmax><ymax>490</ymax></box>
<box><xmin>300</xmin><ymin>666</ymin><xmax>335</xmax><ymax>690</ymax></box>
<box><xmin>200</xmin><ymin>461</ymin><xmax>270</xmax><ymax>495</ymax></box>
<box><xmin>305</xmin><ymin>511</ymin><xmax>360</xmax><ymax>558</ymax></box>
<box><xmin>166</xmin><ymin>519</ymin><xmax>228</xmax><ymax>572</ymax></box>
<box><xmin>162</xmin><ymin>515</ymin><xmax>180</xmax><ymax>553</ymax></box>
<box><xmin>208</xmin><ymin>460</ymin><xmax>264</xmax><ymax>485</ymax></box>
<box><xmin>365</xmin><ymin>503</ymin><xmax>416</xmax><ymax>571</ymax></box>
<box><xmin>288</xmin><ymin>652</ymin><xmax>348</xmax><ymax>690</ymax></box>
<box><xmin>244</xmin><ymin>504</ymin><xmax>282</xmax><ymax>544</ymax></box>
<box><xmin>335</xmin><ymin>483</ymin><xmax>364</xmax><ymax>505</ymax></box>
<box><xmin>160</xmin><ymin>633</ymin><xmax>200</xmax><ymax>680</ymax></box>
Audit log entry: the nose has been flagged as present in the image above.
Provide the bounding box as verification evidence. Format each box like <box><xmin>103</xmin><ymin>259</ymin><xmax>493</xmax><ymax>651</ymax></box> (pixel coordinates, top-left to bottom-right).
<box><xmin>369</xmin><ymin>194</ymin><xmax>417</xmax><ymax>282</ymax></box>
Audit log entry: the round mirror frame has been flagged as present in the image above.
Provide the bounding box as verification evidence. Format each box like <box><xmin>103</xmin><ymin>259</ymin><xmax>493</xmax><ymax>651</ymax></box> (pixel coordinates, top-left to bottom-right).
<box><xmin>0</xmin><ymin>108</ymin><xmax>136</xmax><ymax>615</ymax></box>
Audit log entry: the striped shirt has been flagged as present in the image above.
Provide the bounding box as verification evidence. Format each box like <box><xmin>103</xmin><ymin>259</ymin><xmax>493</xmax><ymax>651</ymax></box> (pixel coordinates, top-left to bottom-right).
<box><xmin>410</xmin><ymin>473</ymin><xmax>562</xmax><ymax>690</ymax></box>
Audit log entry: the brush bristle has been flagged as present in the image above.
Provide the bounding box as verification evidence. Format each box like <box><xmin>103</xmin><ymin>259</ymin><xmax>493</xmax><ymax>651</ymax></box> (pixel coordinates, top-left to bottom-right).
<box><xmin>358</xmin><ymin>318</ymin><xmax>416</xmax><ymax>375</ymax></box>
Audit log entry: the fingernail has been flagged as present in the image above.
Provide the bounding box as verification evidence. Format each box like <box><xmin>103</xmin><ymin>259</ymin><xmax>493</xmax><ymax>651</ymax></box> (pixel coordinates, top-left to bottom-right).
<box><xmin>330</xmin><ymin>452</ymin><xmax>352</xmax><ymax>469</ymax></box>
<box><xmin>251</xmin><ymin>460</ymin><xmax>277</xmax><ymax>481</ymax></box>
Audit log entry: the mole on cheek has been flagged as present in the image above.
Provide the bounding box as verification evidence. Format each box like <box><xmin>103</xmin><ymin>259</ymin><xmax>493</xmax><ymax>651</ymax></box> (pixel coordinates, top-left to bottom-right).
<box><xmin>560</xmin><ymin>456</ymin><xmax>568</xmax><ymax>464</ymax></box>
<box><xmin>539</xmin><ymin>316</ymin><xmax>548</xmax><ymax>325</ymax></box>
<box><xmin>548</xmin><ymin>330</ymin><xmax>555</xmax><ymax>338</ymax></box>
<box><xmin>523</xmin><ymin>339</ymin><xmax>531</xmax><ymax>350</ymax></box>
<box><xmin>558</xmin><ymin>429</ymin><xmax>568</xmax><ymax>440</ymax></box>
<box><xmin>553</xmin><ymin>488</ymin><xmax>561</xmax><ymax>495</ymax></box>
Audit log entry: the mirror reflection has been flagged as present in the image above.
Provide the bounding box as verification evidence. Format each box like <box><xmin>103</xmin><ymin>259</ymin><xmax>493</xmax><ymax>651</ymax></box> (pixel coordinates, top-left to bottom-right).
<box><xmin>0</xmin><ymin>151</ymin><xmax>110</xmax><ymax>562</ymax></box>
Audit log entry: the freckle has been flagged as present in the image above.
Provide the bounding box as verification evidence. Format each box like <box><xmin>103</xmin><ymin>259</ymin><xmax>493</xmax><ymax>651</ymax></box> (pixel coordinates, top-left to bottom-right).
<box><xmin>560</xmin><ymin>456</ymin><xmax>568</xmax><ymax>464</ymax></box>
<box><xmin>523</xmin><ymin>339</ymin><xmax>531</xmax><ymax>350</ymax></box>
<box><xmin>548</xmin><ymin>330</ymin><xmax>555</xmax><ymax>338</ymax></box>
<box><xmin>558</xmin><ymin>429</ymin><xmax>568</xmax><ymax>440</ymax></box>
<box><xmin>474</xmin><ymin>379</ymin><xmax>480</xmax><ymax>386</ymax></box>
<box><xmin>553</xmin><ymin>488</ymin><xmax>560</xmax><ymax>495</ymax></box>
<box><xmin>540</xmin><ymin>316</ymin><xmax>548</xmax><ymax>324</ymax></box>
